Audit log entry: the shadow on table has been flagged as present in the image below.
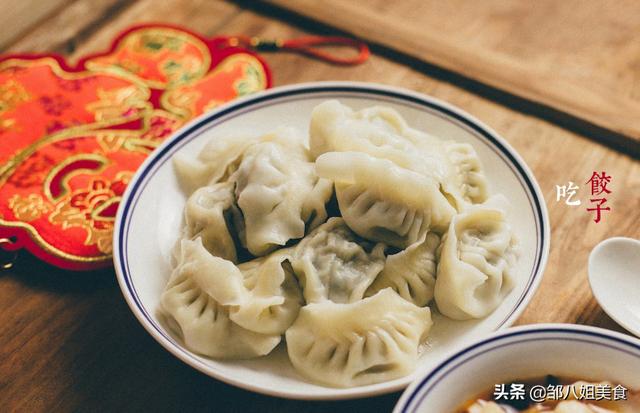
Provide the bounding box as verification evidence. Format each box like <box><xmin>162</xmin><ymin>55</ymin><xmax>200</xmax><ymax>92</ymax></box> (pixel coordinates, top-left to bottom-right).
<box><xmin>2</xmin><ymin>253</ymin><xmax>116</xmax><ymax>293</ymax></box>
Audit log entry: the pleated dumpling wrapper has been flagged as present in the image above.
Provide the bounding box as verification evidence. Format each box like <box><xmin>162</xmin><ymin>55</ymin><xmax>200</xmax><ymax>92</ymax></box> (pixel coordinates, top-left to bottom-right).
<box><xmin>434</xmin><ymin>195</ymin><xmax>519</xmax><ymax>320</ymax></box>
<box><xmin>309</xmin><ymin>100</ymin><xmax>489</xmax><ymax>210</ymax></box>
<box><xmin>231</xmin><ymin>127</ymin><xmax>332</xmax><ymax>256</ymax></box>
<box><xmin>160</xmin><ymin>238</ymin><xmax>302</xmax><ymax>358</ymax></box>
<box><xmin>366</xmin><ymin>231</ymin><xmax>440</xmax><ymax>307</ymax></box>
<box><xmin>316</xmin><ymin>151</ymin><xmax>456</xmax><ymax>246</ymax></box>
<box><xmin>286</xmin><ymin>288</ymin><xmax>432</xmax><ymax>387</ymax></box>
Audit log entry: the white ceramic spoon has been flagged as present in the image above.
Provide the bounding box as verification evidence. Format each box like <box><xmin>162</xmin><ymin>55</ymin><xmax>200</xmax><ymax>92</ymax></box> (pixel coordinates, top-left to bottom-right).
<box><xmin>588</xmin><ymin>237</ymin><xmax>640</xmax><ymax>337</ymax></box>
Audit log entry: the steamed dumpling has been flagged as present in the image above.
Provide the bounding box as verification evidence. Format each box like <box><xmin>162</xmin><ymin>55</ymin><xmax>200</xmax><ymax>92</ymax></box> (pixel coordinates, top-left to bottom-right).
<box><xmin>160</xmin><ymin>239</ymin><xmax>280</xmax><ymax>358</ymax></box>
<box><xmin>440</xmin><ymin>141</ymin><xmax>489</xmax><ymax>206</ymax></box>
<box><xmin>173</xmin><ymin>134</ymin><xmax>259</xmax><ymax>194</ymax></box>
<box><xmin>229</xmin><ymin>249</ymin><xmax>303</xmax><ymax>335</ymax></box>
<box><xmin>182</xmin><ymin>181</ymin><xmax>239</xmax><ymax>262</ymax></box>
<box><xmin>232</xmin><ymin>127</ymin><xmax>333</xmax><ymax>256</ymax></box>
<box><xmin>434</xmin><ymin>196</ymin><xmax>518</xmax><ymax>320</ymax></box>
<box><xmin>309</xmin><ymin>99</ymin><xmax>438</xmax><ymax>161</ymax></box>
<box><xmin>310</xmin><ymin>100</ymin><xmax>488</xmax><ymax>209</ymax></box>
<box><xmin>366</xmin><ymin>232</ymin><xmax>440</xmax><ymax>307</ymax></box>
<box><xmin>160</xmin><ymin>239</ymin><xmax>303</xmax><ymax>358</ymax></box>
<box><xmin>165</xmin><ymin>98</ymin><xmax>519</xmax><ymax>384</ymax></box>
<box><xmin>286</xmin><ymin>288</ymin><xmax>433</xmax><ymax>387</ymax></box>
<box><xmin>160</xmin><ymin>290</ymin><xmax>280</xmax><ymax>359</ymax></box>
<box><xmin>316</xmin><ymin>151</ymin><xmax>456</xmax><ymax>246</ymax></box>
<box><xmin>291</xmin><ymin>217</ymin><xmax>385</xmax><ymax>304</ymax></box>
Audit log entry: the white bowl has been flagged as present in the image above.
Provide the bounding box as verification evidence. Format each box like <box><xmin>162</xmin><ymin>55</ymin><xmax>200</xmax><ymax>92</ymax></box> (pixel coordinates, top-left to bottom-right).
<box><xmin>113</xmin><ymin>82</ymin><xmax>550</xmax><ymax>399</ymax></box>
<box><xmin>394</xmin><ymin>324</ymin><xmax>640</xmax><ymax>412</ymax></box>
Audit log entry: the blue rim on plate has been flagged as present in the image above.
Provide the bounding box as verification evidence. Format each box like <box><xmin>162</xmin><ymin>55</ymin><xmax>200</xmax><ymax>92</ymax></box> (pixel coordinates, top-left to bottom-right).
<box><xmin>113</xmin><ymin>82</ymin><xmax>551</xmax><ymax>399</ymax></box>
<box><xmin>394</xmin><ymin>324</ymin><xmax>640</xmax><ymax>413</ymax></box>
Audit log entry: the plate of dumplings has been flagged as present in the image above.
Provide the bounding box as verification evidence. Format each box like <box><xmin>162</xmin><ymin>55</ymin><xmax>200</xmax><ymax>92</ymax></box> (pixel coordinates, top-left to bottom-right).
<box><xmin>113</xmin><ymin>82</ymin><xmax>550</xmax><ymax>399</ymax></box>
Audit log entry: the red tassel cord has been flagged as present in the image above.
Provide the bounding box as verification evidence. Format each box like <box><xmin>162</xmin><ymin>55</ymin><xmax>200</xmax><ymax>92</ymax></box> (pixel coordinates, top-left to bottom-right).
<box><xmin>227</xmin><ymin>35</ymin><xmax>370</xmax><ymax>65</ymax></box>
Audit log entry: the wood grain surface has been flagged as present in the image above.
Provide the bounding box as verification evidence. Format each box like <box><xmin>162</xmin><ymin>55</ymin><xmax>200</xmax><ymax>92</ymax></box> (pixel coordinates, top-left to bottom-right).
<box><xmin>0</xmin><ymin>0</ymin><xmax>72</xmax><ymax>49</ymax></box>
<box><xmin>1</xmin><ymin>0</ymin><xmax>639</xmax><ymax>412</ymax></box>
<box><xmin>266</xmin><ymin>0</ymin><xmax>640</xmax><ymax>152</ymax></box>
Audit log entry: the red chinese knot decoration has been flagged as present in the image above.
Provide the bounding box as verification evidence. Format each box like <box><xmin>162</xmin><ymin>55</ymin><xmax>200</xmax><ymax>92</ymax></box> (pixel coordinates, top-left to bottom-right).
<box><xmin>0</xmin><ymin>24</ymin><xmax>271</xmax><ymax>270</ymax></box>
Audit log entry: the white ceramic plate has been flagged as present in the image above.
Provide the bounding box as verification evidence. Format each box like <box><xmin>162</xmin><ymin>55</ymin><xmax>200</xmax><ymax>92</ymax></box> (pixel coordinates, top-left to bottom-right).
<box><xmin>394</xmin><ymin>324</ymin><xmax>640</xmax><ymax>412</ymax></box>
<box><xmin>113</xmin><ymin>82</ymin><xmax>550</xmax><ymax>400</ymax></box>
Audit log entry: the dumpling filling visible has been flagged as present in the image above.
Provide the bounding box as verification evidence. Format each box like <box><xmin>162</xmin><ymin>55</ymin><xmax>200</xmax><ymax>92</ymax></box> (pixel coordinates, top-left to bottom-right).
<box><xmin>160</xmin><ymin>100</ymin><xmax>519</xmax><ymax>387</ymax></box>
<box><xmin>291</xmin><ymin>217</ymin><xmax>385</xmax><ymax>304</ymax></box>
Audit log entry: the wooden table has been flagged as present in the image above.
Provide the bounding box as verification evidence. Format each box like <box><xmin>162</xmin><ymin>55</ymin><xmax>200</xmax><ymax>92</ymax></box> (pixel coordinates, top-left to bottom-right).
<box><xmin>1</xmin><ymin>1</ymin><xmax>639</xmax><ymax>411</ymax></box>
